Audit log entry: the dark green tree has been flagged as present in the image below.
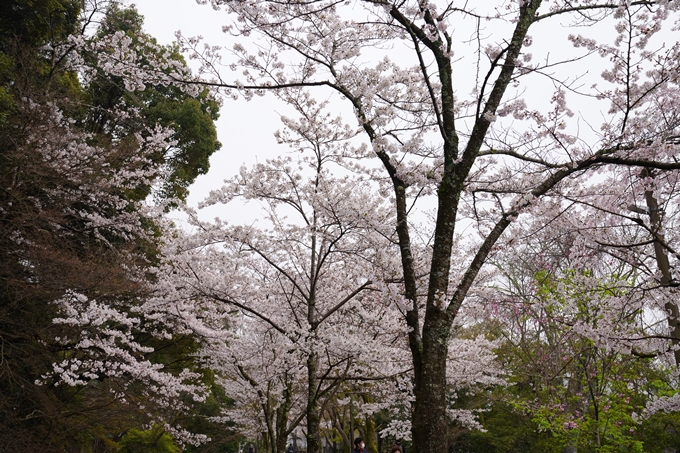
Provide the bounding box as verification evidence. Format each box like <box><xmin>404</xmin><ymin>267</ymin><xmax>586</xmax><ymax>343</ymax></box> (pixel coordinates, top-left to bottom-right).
<box><xmin>0</xmin><ymin>2</ymin><xmax>224</xmax><ymax>451</ymax></box>
<box><xmin>85</xmin><ymin>4</ymin><xmax>221</xmax><ymax>204</ymax></box>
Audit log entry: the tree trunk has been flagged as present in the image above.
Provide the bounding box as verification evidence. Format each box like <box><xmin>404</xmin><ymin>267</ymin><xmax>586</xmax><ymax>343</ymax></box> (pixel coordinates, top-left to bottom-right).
<box><xmin>276</xmin><ymin>435</ymin><xmax>289</xmax><ymax>453</ymax></box>
<box><xmin>307</xmin><ymin>350</ymin><xmax>322</xmax><ymax>453</ymax></box>
<box><xmin>364</xmin><ymin>412</ymin><xmax>377</xmax><ymax>453</ymax></box>
<box><xmin>275</xmin><ymin>383</ymin><xmax>293</xmax><ymax>453</ymax></box>
<box><xmin>642</xmin><ymin>173</ymin><xmax>680</xmax><ymax>364</ymax></box>
<box><xmin>411</xmin><ymin>313</ymin><xmax>450</xmax><ymax>453</ymax></box>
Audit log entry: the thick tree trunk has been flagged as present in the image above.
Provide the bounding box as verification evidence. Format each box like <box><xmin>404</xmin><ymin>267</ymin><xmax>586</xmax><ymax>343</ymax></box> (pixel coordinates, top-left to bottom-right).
<box><xmin>275</xmin><ymin>383</ymin><xmax>293</xmax><ymax>453</ymax></box>
<box><xmin>363</xmin><ymin>405</ymin><xmax>378</xmax><ymax>453</ymax></box>
<box><xmin>411</xmin><ymin>313</ymin><xmax>450</xmax><ymax>453</ymax></box>
<box><xmin>307</xmin><ymin>350</ymin><xmax>322</xmax><ymax>453</ymax></box>
<box><xmin>642</xmin><ymin>177</ymin><xmax>680</xmax><ymax>364</ymax></box>
<box><xmin>275</xmin><ymin>432</ymin><xmax>289</xmax><ymax>453</ymax></box>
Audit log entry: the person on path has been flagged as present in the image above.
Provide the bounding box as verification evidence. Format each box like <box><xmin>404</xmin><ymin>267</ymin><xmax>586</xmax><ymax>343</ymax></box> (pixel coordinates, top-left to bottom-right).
<box><xmin>352</xmin><ymin>437</ymin><xmax>367</xmax><ymax>453</ymax></box>
<box><xmin>390</xmin><ymin>440</ymin><xmax>403</xmax><ymax>453</ymax></box>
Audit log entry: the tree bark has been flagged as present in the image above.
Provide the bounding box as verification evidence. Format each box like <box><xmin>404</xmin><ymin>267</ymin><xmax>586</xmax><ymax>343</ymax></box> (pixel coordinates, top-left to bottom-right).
<box><xmin>411</xmin><ymin>312</ymin><xmax>451</xmax><ymax>453</ymax></box>
<box><xmin>307</xmin><ymin>350</ymin><xmax>322</xmax><ymax>453</ymax></box>
<box><xmin>362</xmin><ymin>395</ymin><xmax>378</xmax><ymax>453</ymax></box>
<box><xmin>641</xmin><ymin>169</ymin><xmax>680</xmax><ymax>364</ymax></box>
<box><xmin>275</xmin><ymin>382</ymin><xmax>293</xmax><ymax>453</ymax></box>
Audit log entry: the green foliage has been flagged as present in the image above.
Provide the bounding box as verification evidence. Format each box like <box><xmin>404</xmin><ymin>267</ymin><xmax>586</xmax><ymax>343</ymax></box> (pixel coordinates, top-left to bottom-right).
<box><xmin>86</xmin><ymin>4</ymin><xmax>221</xmax><ymax>204</ymax></box>
<box><xmin>0</xmin><ymin>52</ymin><xmax>15</xmax><ymax>122</ymax></box>
<box><xmin>116</xmin><ymin>426</ymin><xmax>181</xmax><ymax>453</ymax></box>
<box><xmin>456</xmin><ymin>268</ymin><xmax>680</xmax><ymax>452</ymax></box>
<box><xmin>0</xmin><ymin>0</ymin><xmax>81</xmax><ymax>122</ymax></box>
<box><xmin>459</xmin><ymin>400</ymin><xmax>556</xmax><ymax>453</ymax></box>
<box><xmin>182</xmin><ymin>379</ymin><xmax>241</xmax><ymax>453</ymax></box>
<box><xmin>0</xmin><ymin>0</ymin><xmax>80</xmax><ymax>48</ymax></box>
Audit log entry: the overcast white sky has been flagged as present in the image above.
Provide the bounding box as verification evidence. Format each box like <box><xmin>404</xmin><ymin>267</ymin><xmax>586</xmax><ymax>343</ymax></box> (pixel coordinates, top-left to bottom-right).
<box><xmin>132</xmin><ymin>0</ymin><xmax>296</xmax><ymax>223</ymax></box>
<box><xmin>129</xmin><ymin>0</ymin><xmax>582</xmax><ymax>227</ymax></box>
<box><xmin>129</xmin><ymin>0</ymin><xmax>674</xmax><ymax>229</ymax></box>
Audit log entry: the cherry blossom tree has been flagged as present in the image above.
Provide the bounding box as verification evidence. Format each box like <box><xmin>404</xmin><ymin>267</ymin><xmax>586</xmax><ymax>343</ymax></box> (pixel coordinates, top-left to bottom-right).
<box><xmin>152</xmin><ymin>93</ymin><xmax>411</xmax><ymax>453</ymax></box>
<box><xmin>152</xmin><ymin>93</ymin><xmax>507</xmax><ymax>451</ymax></box>
<box><xmin>105</xmin><ymin>0</ymin><xmax>680</xmax><ymax>450</ymax></box>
